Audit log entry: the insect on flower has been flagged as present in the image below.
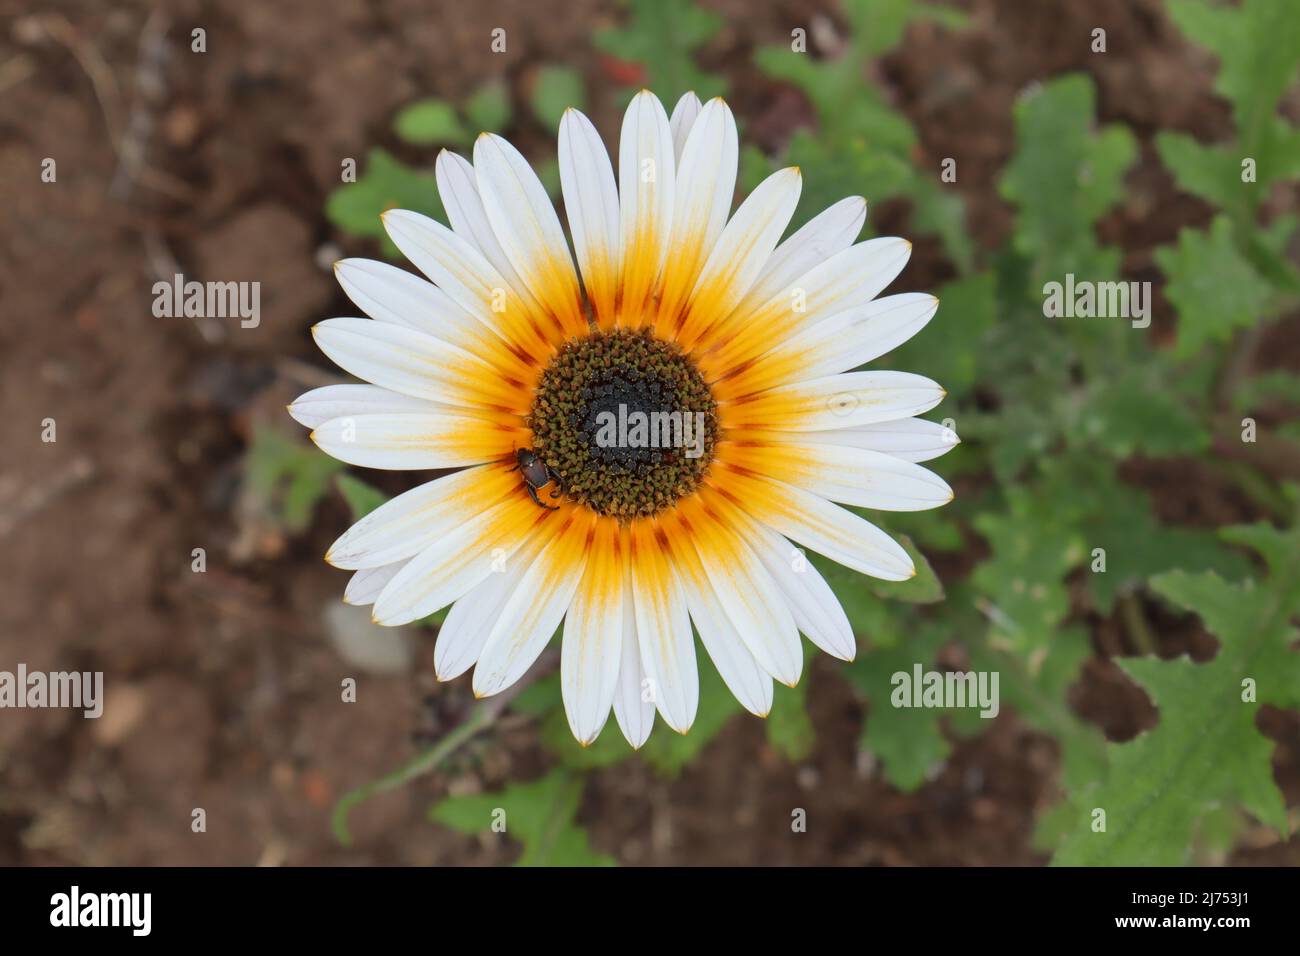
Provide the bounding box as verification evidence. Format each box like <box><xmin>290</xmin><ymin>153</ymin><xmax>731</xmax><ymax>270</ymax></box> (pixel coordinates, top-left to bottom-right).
<box><xmin>510</xmin><ymin>447</ymin><xmax>563</xmax><ymax>511</ymax></box>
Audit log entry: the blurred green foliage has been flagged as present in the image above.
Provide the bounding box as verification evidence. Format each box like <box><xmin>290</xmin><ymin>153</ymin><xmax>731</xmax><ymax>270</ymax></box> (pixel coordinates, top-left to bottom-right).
<box><xmin>753</xmin><ymin>0</ymin><xmax>972</xmax><ymax>269</ymax></box>
<box><xmin>245</xmin><ymin>424</ymin><xmax>343</xmax><ymax>533</ymax></box>
<box><xmin>595</xmin><ymin>0</ymin><xmax>727</xmax><ymax>101</ymax></box>
<box><xmin>313</xmin><ymin>0</ymin><xmax>1300</xmax><ymax>865</ymax></box>
<box><xmin>530</xmin><ymin>65</ymin><xmax>587</xmax><ymax>130</ymax></box>
<box><xmin>431</xmin><ymin>769</ymin><xmax>616</xmax><ymax>866</ymax></box>
<box><xmin>326</xmin><ymin>80</ymin><xmax>516</xmax><ymax>257</ymax></box>
<box><xmin>1054</xmin><ymin>522</ymin><xmax>1300</xmax><ymax>865</ymax></box>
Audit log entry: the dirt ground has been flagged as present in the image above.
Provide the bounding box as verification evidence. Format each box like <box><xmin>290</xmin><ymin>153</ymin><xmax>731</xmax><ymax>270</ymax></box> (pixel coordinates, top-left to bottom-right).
<box><xmin>1</xmin><ymin>0</ymin><xmax>1296</xmax><ymax>866</ymax></box>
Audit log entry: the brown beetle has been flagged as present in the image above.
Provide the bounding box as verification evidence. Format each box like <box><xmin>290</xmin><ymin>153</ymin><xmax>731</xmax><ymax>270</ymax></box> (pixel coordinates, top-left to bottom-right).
<box><xmin>509</xmin><ymin>447</ymin><xmax>563</xmax><ymax>510</ymax></box>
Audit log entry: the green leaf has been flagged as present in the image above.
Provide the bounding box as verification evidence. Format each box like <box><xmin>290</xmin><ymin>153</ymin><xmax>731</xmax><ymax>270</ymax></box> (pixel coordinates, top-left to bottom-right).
<box><xmin>430</xmin><ymin>769</ymin><xmax>616</xmax><ymax>866</ymax></box>
<box><xmin>737</xmin><ymin>143</ymin><xmax>774</xmax><ymax>196</ymax></box>
<box><xmin>1234</xmin><ymin>370</ymin><xmax>1300</xmax><ymax>412</ymax></box>
<box><xmin>968</xmin><ymin>624</ymin><xmax>1106</xmax><ymax>794</ymax></box>
<box><xmin>811</xmin><ymin>554</ymin><xmax>906</xmax><ymax>648</ymax></box>
<box><xmin>1051</xmin><ymin>523</ymin><xmax>1300</xmax><ymax>865</ymax></box>
<box><xmin>245</xmin><ymin>425</ymin><xmax>343</xmax><ymax>533</ymax></box>
<box><xmin>325</xmin><ymin>149</ymin><xmax>445</xmax><ymax>257</ymax></box>
<box><xmin>393</xmin><ymin>98</ymin><xmax>469</xmax><ymax>146</ymax></box>
<box><xmin>594</xmin><ymin>0</ymin><xmax>726</xmax><ymax>101</ymax></box>
<box><xmin>1166</xmin><ymin>0</ymin><xmax>1300</xmax><ymax>156</ymax></box>
<box><xmin>1245</xmin><ymin>213</ymin><xmax>1300</xmax><ymax>292</ymax></box>
<box><xmin>780</xmin><ymin>132</ymin><xmax>913</xmax><ymax>229</ymax></box>
<box><xmin>1155</xmin><ymin>216</ymin><xmax>1273</xmax><ymax>358</ymax></box>
<box><xmin>844</xmin><ymin>625</ymin><xmax>953</xmax><ymax>791</ymax></box>
<box><xmin>463</xmin><ymin>79</ymin><xmax>512</xmax><ymax>134</ymax></box>
<box><xmin>753</xmin><ymin>4</ymin><xmax>971</xmax><ymax>267</ymax></box>
<box><xmin>1082</xmin><ymin>482</ymin><xmax>1251</xmax><ymax>613</ymax></box>
<box><xmin>861</xmin><ymin>534</ymin><xmax>945</xmax><ymax>604</ymax></box>
<box><xmin>840</xmin><ymin>0</ymin><xmax>965</xmax><ymax>61</ymax></box>
<box><xmin>1155</xmin><ymin>131</ymin><xmax>1247</xmax><ymax>211</ymax></box>
<box><xmin>534</xmin><ymin>156</ymin><xmax>562</xmax><ymax>200</ymax></box>
<box><xmin>335</xmin><ymin>474</ymin><xmax>388</xmax><ymax>521</ymax></box>
<box><xmin>971</xmin><ymin>483</ymin><xmax>1087</xmax><ymax>653</ymax></box>
<box><xmin>530</xmin><ymin>66</ymin><xmax>585</xmax><ymax>131</ymax></box>
<box><xmin>999</xmin><ymin>74</ymin><xmax>1136</xmax><ymax>282</ymax></box>
<box><xmin>1075</xmin><ymin>375</ymin><xmax>1209</xmax><ymax>458</ymax></box>
<box><xmin>885</xmin><ymin>506</ymin><xmax>967</xmax><ymax>553</ymax></box>
<box><xmin>887</xmin><ymin>271</ymin><xmax>996</xmax><ymax>400</ymax></box>
<box><xmin>509</xmin><ymin>672</ymin><xmax>563</xmax><ymax>717</ymax></box>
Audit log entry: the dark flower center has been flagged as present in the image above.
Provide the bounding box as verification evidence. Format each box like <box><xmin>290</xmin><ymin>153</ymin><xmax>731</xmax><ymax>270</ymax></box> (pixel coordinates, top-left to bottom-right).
<box><xmin>527</xmin><ymin>329</ymin><xmax>718</xmax><ymax>519</ymax></box>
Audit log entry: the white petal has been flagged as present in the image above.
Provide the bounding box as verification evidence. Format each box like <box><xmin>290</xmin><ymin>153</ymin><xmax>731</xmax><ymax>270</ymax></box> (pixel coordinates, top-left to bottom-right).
<box><xmin>703</xmin><ymin>237</ymin><xmax>912</xmax><ymax>372</ymax></box>
<box><xmin>661</xmin><ymin>97</ymin><xmax>738</xmax><ymax>313</ymax></box>
<box><xmin>381</xmin><ymin>209</ymin><xmax>551</xmax><ymax>355</ymax></box>
<box><xmin>373</xmin><ymin>497</ymin><xmax>545</xmax><ymax>625</ymax></box>
<box><xmin>311</xmin><ymin>317</ymin><xmax>515</xmax><ymax>410</ymax></box>
<box><xmin>686</xmin><ymin>521</ymin><xmax>802</xmax><ymax>686</ymax></box>
<box><xmin>343</xmin><ymin>561</ymin><xmax>406</xmax><ymax>606</ymax></box>
<box><xmin>737</xmin><ymin>196</ymin><xmax>867</xmax><ymax>317</ymax></box>
<box><xmin>473</xmin><ymin>516</ymin><xmax>591</xmax><ymax>698</ymax></box>
<box><xmin>763</xmin><ymin>417</ymin><xmax>961</xmax><ymax>463</ymax></box>
<box><xmin>612</xmin><ymin>577</ymin><xmax>656</xmax><ymax>748</ymax></box>
<box><xmin>678</xmin><ymin>569</ymin><xmax>774</xmax><ymax>716</ymax></box>
<box><xmin>742</xmin><ymin>521</ymin><xmax>856</xmax><ymax>661</ymax></box>
<box><xmin>560</xmin><ymin>526</ymin><xmax>624</xmax><ymax>744</ymax></box>
<box><xmin>473</xmin><ymin>133</ymin><xmax>584</xmax><ymax>335</ymax></box>
<box><xmin>715</xmin><ymin>469</ymin><xmax>915</xmax><ymax>581</ymax></box>
<box><xmin>311</xmin><ymin>412</ymin><xmax>520</xmax><ymax>470</ymax></box>
<box><xmin>723</xmin><ymin>441</ymin><xmax>953</xmax><ymax>511</ymax></box>
<box><xmin>630</xmin><ymin>526</ymin><xmax>697</xmax><ymax>733</ymax></box>
<box><xmin>668</xmin><ymin>92</ymin><xmax>702</xmax><ymax>164</ymax></box>
<box><xmin>722</xmin><ymin>370</ymin><xmax>946</xmax><ymax>431</ymax></box>
<box><xmin>618</xmin><ymin>91</ymin><xmax>676</xmax><ymax>317</ymax></box>
<box><xmin>435</xmin><ymin>150</ymin><xmax>542</xmax><ymax>316</ymax></box>
<box><xmin>288</xmin><ymin>384</ymin><xmax>437</xmax><ymax>430</ymax></box>
<box><xmin>559</xmin><ymin>109</ymin><xmax>621</xmax><ymax>325</ymax></box>
<box><xmin>680</xmin><ymin>167</ymin><xmax>801</xmax><ymax>342</ymax></box>
<box><xmin>739</xmin><ymin>293</ymin><xmax>938</xmax><ymax>389</ymax></box>
<box><xmin>334</xmin><ymin>257</ymin><xmax>482</xmax><ymax>347</ymax></box>
<box><xmin>327</xmin><ymin>465</ymin><xmax>514</xmax><ymax>570</ymax></box>
<box><xmin>435</xmin><ymin>558</ymin><xmax>526</xmax><ymax>681</ymax></box>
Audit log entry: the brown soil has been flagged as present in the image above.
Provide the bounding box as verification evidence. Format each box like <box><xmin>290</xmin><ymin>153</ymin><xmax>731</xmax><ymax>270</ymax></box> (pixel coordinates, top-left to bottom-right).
<box><xmin>1</xmin><ymin>0</ymin><xmax>1296</xmax><ymax>866</ymax></box>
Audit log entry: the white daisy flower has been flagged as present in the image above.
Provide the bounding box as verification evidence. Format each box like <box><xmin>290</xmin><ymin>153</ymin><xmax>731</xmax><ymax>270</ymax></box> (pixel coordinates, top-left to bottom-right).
<box><xmin>291</xmin><ymin>90</ymin><xmax>956</xmax><ymax>747</ymax></box>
